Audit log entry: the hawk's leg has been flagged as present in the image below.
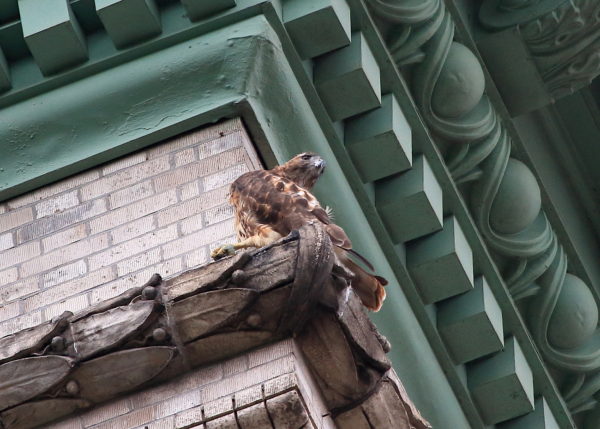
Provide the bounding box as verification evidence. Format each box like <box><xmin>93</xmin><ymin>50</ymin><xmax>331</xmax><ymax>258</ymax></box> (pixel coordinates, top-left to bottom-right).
<box><xmin>211</xmin><ymin>229</ymin><xmax>282</xmax><ymax>260</ymax></box>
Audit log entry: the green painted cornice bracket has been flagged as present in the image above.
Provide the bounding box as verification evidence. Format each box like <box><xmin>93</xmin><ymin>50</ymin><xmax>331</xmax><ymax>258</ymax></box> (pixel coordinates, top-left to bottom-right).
<box><xmin>18</xmin><ymin>0</ymin><xmax>88</xmax><ymax>75</ymax></box>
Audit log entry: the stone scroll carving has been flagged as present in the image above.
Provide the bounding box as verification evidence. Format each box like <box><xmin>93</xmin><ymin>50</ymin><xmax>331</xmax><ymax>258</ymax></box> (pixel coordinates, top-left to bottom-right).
<box><xmin>366</xmin><ymin>0</ymin><xmax>600</xmax><ymax>425</ymax></box>
<box><xmin>0</xmin><ymin>224</ymin><xmax>429</xmax><ymax>429</ymax></box>
<box><xmin>480</xmin><ymin>0</ymin><xmax>600</xmax><ymax>99</ymax></box>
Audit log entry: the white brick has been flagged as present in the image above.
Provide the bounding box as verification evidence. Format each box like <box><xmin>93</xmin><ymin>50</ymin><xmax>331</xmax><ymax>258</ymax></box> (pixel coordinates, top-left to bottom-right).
<box><xmin>81</xmin><ymin>397</ymin><xmax>131</xmax><ymax>427</ymax></box>
<box><xmin>203</xmin><ymin>163</ymin><xmax>248</xmax><ymax>192</ymax></box>
<box><xmin>91</xmin><ymin>258</ymin><xmax>182</xmax><ymax>304</ymax></box>
<box><xmin>111</xmin><ymin>215</ymin><xmax>156</xmax><ymax>245</ymax></box>
<box><xmin>0</xmin><ymin>241</ymin><xmax>41</xmax><ymax>271</ymax></box>
<box><xmin>154</xmin><ymin>147</ymin><xmax>246</xmax><ymax>193</ymax></box>
<box><xmin>90</xmin><ymin>190</ymin><xmax>177</xmax><ymax>234</ymax></box>
<box><xmin>109</xmin><ymin>180</ymin><xmax>154</xmax><ymax>209</ymax></box>
<box><xmin>102</xmin><ymin>151</ymin><xmax>148</xmax><ymax>175</ymax></box>
<box><xmin>0</xmin><ymin>311</ymin><xmax>42</xmax><ymax>338</ymax></box>
<box><xmin>180</xmin><ymin>213</ymin><xmax>203</xmax><ymax>235</ymax></box>
<box><xmin>89</xmin><ymin>225</ymin><xmax>177</xmax><ymax>271</ymax></box>
<box><xmin>0</xmin><ymin>267</ymin><xmax>18</xmax><ymax>288</ymax></box>
<box><xmin>42</xmin><ymin>260</ymin><xmax>87</xmax><ymax>288</ymax></box>
<box><xmin>81</xmin><ymin>156</ymin><xmax>170</xmax><ymax>201</ymax></box>
<box><xmin>35</xmin><ymin>191</ymin><xmax>79</xmax><ymax>218</ymax></box>
<box><xmin>163</xmin><ymin>220</ymin><xmax>235</xmax><ymax>259</ymax></box>
<box><xmin>45</xmin><ymin>415</ymin><xmax>83</xmax><ymax>429</ymax></box>
<box><xmin>198</xmin><ymin>131</ymin><xmax>244</xmax><ymax>159</ymax></box>
<box><xmin>147</xmin><ymin>121</ymin><xmax>241</xmax><ymax>159</ymax></box>
<box><xmin>20</xmin><ymin>235</ymin><xmax>108</xmax><ymax>278</ymax></box>
<box><xmin>24</xmin><ymin>267</ymin><xmax>114</xmax><ymax>313</ymax></box>
<box><xmin>42</xmin><ymin>224</ymin><xmax>87</xmax><ymax>253</ymax></box>
<box><xmin>134</xmin><ymin>416</ymin><xmax>174</xmax><ymax>429</ymax></box>
<box><xmin>0</xmin><ymin>207</ymin><xmax>34</xmax><ymax>233</ymax></box>
<box><xmin>17</xmin><ymin>199</ymin><xmax>106</xmax><ymax>243</ymax></box>
<box><xmin>6</xmin><ymin>170</ymin><xmax>99</xmax><ymax>210</ymax></box>
<box><xmin>204</xmin><ymin>205</ymin><xmax>234</xmax><ymax>226</ymax></box>
<box><xmin>174</xmin><ymin>148</ymin><xmax>197</xmax><ymax>167</ymax></box>
<box><xmin>0</xmin><ymin>232</ymin><xmax>14</xmax><ymax>251</ymax></box>
<box><xmin>0</xmin><ymin>301</ymin><xmax>20</xmax><ymax>322</ymax></box>
<box><xmin>180</xmin><ymin>181</ymin><xmax>200</xmax><ymax>201</ymax></box>
<box><xmin>185</xmin><ymin>248</ymin><xmax>208</xmax><ymax>269</ymax></box>
<box><xmin>157</xmin><ymin>186</ymin><xmax>228</xmax><ymax>227</ymax></box>
<box><xmin>43</xmin><ymin>293</ymin><xmax>89</xmax><ymax>321</ymax></box>
<box><xmin>0</xmin><ymin>277</ymin><xmax>38</xmax><ymax>304</ymax></box>
<box><xmin>117</xmin><ymin>247</ymin><xmax>162</xmax><ymax>276</ymax></box>
<box><xmin>155</xmin><ymin>389</ymin><xmax>202</xmax><ymax>419</ymax></box>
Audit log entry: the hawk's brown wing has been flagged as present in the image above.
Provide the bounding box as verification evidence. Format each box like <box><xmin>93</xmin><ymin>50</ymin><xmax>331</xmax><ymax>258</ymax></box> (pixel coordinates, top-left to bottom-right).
<box><xmin>229</xmin><ymin>170</ymin><xmax>352</xmax><ymax>249</ymax></box>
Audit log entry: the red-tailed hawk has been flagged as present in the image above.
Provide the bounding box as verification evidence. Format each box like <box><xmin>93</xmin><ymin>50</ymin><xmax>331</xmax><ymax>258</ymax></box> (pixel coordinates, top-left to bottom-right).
<box><xmin>211</xmin><ymin>152</ymin><xmax>387</xmax><ymax>311</ymax></box>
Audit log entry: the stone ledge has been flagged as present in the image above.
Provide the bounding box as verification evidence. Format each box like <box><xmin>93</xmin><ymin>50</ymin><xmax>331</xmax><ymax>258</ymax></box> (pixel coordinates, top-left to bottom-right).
<box><xmin>0</xmin><ymin>224</ymin><xmax>429</xmax><ymax>429</ymax></box>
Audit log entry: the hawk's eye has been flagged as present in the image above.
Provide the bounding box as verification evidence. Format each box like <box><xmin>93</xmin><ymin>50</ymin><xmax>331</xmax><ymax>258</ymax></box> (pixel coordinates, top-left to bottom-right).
<box><xmin>301</xmin><ymin>154</ymin><xmax>311</xmax><ymax>160</ymax></box>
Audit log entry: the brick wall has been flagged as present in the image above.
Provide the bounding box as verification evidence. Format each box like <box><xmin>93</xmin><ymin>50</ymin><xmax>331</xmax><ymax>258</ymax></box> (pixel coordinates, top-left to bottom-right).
<box><xmin>45</xmin><ymin>339</ymin><xmax>334</xmax><ymax>429</ymax></box>
<box><xmin>0</xmin><ymin>118</ymin><xmax>261</xmax><ymax>338</ymax></box>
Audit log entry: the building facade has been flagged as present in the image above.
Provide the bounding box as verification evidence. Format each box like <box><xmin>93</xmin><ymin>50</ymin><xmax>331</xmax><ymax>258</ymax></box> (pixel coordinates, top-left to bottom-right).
<box><xmin>1</xmin><ymin>0</ymin><xmax>600</xmax><ymax>428</ymax></box>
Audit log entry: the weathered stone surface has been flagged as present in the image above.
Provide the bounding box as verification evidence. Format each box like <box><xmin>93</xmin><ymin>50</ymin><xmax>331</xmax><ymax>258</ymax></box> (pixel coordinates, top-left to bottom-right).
<box><xmin>0</xmin><ymin>398</ymin><xmax>90</xmax><ymax>429</ymax></box>
<box><xmin>185</xmin><ymin>331</ymin><xmax>274</xmax><ymax>367</ymax></box>
<box><xmin>70</xmin><ymin>300</ymin><xmax>156</xmax><ymax>360</ymax></box>
<box><xmin>266</xmin><ymin>390</ymin><xmax>310</xmax><ymax>428</ymax></box>
<box><xmin>72</xmin><ymin>347</ymin><xmax>174</xmax><ymax>402</ymax></box>
<box><xmin>0</xmin><ymin>356</ymin><xmax>73</xmax><ymax>410</ymax></box>
<box><xmin>0</xmin><ymin>225</ymin><xmax>428</xmax><ymax>429</ymax></box>
<box><xmin>171</xmin><ymin>288</ymin><xmax>258</xmax><ymax>342</ymax></box>
<box><xmin>0</xmin><ymin>314</ymin><xmax>68</xmax><ymax>364</ymax></box>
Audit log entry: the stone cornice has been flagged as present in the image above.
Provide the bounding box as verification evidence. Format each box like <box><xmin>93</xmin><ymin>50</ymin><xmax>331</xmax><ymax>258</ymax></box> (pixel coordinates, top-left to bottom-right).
<box><xmin>0</xmin><ymin>224</ymin><xmax>430</xmax><ymax>429</ymax></box>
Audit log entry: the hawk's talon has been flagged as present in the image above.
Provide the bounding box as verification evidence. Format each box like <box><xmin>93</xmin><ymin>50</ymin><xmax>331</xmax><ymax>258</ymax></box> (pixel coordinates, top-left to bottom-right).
<box><xmin>211</xmin><ymin>244</ymin><xmax>237</xmax><ymax>260</ymax></box>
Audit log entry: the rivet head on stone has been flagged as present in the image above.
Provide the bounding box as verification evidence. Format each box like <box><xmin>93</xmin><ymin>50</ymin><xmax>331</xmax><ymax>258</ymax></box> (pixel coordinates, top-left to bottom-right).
<box><xmin>153</xmin><ymin>328</ymin><xmax>168</xmax><ymax>342</ymax></box>
<box><xmin>66</xmin><ymin>380</ymin><xmax>79</xmax><ymax>396</ymax></box>
<box><xmin>51</xmin><ymin>336</ymin><xmax>66</xmax><ymax>352</ymax></box>
<box><xmin>231</xmin><ymin>270</ymin><xmax>247</xmax><ymax>285</ymax></box>
<box><xmin>246</xmin><ymin>313</ymin><xmax>262</xmax><ymax>328</ymax></box>
<box><xmin>142</xmin><ymin>286</ymin><xmax>157</xmax><ymax>300</ymax></box>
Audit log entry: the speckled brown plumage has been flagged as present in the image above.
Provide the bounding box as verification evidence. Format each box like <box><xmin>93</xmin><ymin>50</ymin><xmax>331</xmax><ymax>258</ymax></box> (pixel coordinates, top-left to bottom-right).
<box><xmin>217</xmin><ymin>152</ymin><xmax>387</xmax><ymax>311</ymax></box>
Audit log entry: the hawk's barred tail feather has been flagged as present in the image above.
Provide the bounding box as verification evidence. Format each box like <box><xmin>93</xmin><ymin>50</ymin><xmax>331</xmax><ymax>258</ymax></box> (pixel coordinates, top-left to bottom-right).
<box><xmin>334</xmin><ymin>247</ymin><xmax>387</xmax><ymax>311</ymax></box>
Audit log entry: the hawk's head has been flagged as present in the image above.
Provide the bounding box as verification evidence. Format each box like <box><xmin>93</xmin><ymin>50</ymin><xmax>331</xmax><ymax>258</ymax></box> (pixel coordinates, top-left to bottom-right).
<box><xmin>275</xmin><ymin>152</ymin><xmax>326</xmax><ymax>189</ymax></box>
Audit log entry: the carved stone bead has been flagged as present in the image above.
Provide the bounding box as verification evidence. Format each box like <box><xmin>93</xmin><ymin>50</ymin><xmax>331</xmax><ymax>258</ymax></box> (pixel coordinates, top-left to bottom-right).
<box><xmin>548</xmin><ymin>273</ymin><xmax>598</xmax><ymax>349</ymax></box>
<box><xmin>142</xmin><ymin>286</ymin><xmax>157</xmax><ymax>300</ymax></box>
<box><xmin>432</xmin><ymin>42</ymin><xmax>485</xmax><ymax>118</ymax></box>
<box><xmin>65</xmin><ymin>380</ymin><xmax>80</xmax><ymax>396</ymax></box>
<box><xmin>231</xmin><ymin>269</ymin><xmax>247</xmax><ymax>285</ymax></box>
<box><xmin>246</xmin><ymin>313</ymin><xmax>262</xmax><ymax>328</ymax></box>
<box><xmin>51</xmin><ymin>336</ymin><xmax>66</xmax><ymax>352</ymax></box>
<box><xmin>489</xmin><ymin>158</ymin><xmax>541</xmax><ymax>234</ymax></box>
<box><xmin>152</xmin><ymin>327</ymin><xmax>168</xmax><ymax>342</ymax></box>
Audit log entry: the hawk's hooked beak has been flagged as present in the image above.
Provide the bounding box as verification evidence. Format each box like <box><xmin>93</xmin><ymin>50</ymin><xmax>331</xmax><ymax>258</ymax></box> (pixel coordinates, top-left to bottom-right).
<box><xmin>314</xmin><ymin>158</ymin><xmax>326</xmax><ymax>171</ymax></box>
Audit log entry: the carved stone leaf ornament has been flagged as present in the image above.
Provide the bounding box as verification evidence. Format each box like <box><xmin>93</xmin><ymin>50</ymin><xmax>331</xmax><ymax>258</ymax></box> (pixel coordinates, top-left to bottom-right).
<box><xmin>184</xmin><ymin>331</ymin><xmax>273</xmax><ymax>367</ymax></box>
<box><xmin>0</xmin><ymin>356</ymin><xmax>73</xmax><ymax>410</ymax></box>
<box><xmin>72</xmin><ymin>347</ymin><xmax>174</xmax><ymax>402</ymax></box>
<box><xmin>171</xmin><ymin>288</ymin><xmax>259</xmax><ymax>342</ymax></box>
<box><xmin>0</xmin><ymin>318</ymin><xmax>66</xmax><ymax>364</ymax></box>
<box><xmin>0</xmin><ymin>399</ymin><xmax>90</xmax><ymax>429</ymax></box>
<box><xmin>0</xmin><ymin>224</ymin><xmax>428</xmax><ymax>429</ymax></box>
<box><xmin>70</xmin><ymin>300</ymin><xmax>156</xmax><ymax>360</ymax></box>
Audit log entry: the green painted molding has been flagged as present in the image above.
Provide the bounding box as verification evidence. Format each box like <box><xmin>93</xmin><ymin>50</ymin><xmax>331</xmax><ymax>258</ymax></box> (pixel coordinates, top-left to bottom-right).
<box><xmin>366</xmin><ymin>0</ymin><xmax>600</xmax><ymax>426</ymax></box>
<box><xmin>0</xmin><ymin>0</ymin><xmax>584</xmax><ymax>427</ymax></box>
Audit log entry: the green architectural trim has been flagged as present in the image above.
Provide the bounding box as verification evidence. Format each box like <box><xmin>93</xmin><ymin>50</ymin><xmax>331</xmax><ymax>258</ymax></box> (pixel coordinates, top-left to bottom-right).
<box><xmin>0</xmin><ymin>0</ymin><xmax>590</xmax><ymax>427</ymax></box>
